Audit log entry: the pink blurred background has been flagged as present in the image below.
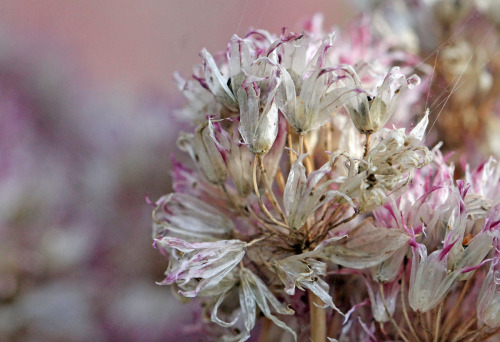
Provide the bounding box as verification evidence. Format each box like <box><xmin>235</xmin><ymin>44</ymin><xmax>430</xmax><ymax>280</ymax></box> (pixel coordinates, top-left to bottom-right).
<box><xmin>0</xmin><ymin>0</ymin><xmax>355</xmax><ymax>95</ymax></box>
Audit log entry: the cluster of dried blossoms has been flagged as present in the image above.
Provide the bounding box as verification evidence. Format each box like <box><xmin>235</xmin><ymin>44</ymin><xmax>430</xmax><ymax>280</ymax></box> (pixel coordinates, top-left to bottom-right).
<box><xmin>363</xmin><ymin>0</ymin><xmax>500</xmax><ymax>166</ymax></box>
<box><xmin>152</xmin><ymin>10</ymin><xmax>500</xmax><ymax>342</ymax></box>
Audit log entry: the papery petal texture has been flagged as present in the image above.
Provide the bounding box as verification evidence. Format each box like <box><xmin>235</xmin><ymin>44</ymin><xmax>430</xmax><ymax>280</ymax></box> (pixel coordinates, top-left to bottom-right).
<box><xmin>152</xmin><ymin>193</ymin><xmax>234</xmax><ymax>241</ymax></box>
<box><xmin>155</xmin><ymin>238</ymin><xmax>246</xmax><ymax>297</ymax></box>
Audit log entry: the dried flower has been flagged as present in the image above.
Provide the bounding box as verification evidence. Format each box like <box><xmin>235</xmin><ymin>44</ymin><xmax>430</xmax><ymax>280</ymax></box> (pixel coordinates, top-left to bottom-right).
<box><xmin>151</xmin><ymin>7</ymin><xmax>500</xmax><ymax>341</ymax></box>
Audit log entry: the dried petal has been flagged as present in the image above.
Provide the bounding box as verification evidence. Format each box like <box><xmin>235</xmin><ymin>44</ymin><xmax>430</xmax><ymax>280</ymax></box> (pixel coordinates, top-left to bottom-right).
<box><xmin>152</xmin><ymin>193</ymin><xmax>234</xmax><ymax>241</ymax></box>
<box><xmin>477</xmin><ymin>262</ymin><xmax>500</xmax><ymax>328</ymax></box>
<box><xmin>155</xmin><ymin>238</ymin><xmax>246</xmax><ymax>297</ymax></box>
<box><xmin>284</xmin><ymin>154</ymin><xmax>354</xmax><ymax>230</ymax></box>
<box><xmin>177</xmin><ymin>122</ymin><xmax>228</xmax><ymax>185</ymax></box>
<box><xmin>275</xmin><ymin>253</ymin><xmax>342</xmax><ymax>315</ymax></box>
<box><xmin>318</xmin><ymin>218</ymin><xmax>410</xmax><ymax>269</ymax></box>
<box><xmin>239</xmin><ymin>268</ymin><xmax>296</xmax><ymax>341</ymax></box>
<box><xmin>408</xmin><ymin>244</ymin><xmax>461</xmax><ymax>312</ymax></box>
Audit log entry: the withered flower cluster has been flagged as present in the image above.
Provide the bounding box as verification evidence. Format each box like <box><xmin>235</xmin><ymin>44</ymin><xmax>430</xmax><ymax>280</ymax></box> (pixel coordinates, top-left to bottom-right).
<box><xmin>152</xmin><ymin>6</ymin><xmax>500</xmax><ymax>342</ymax></box>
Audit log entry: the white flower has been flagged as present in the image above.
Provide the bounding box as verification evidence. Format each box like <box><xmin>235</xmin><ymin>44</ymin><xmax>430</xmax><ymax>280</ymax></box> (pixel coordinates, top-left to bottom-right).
<box><xmin>279</xmin><ymin>67</ymin><xmax>359</xmax><ymax>134</ymax></box>
<box><xmin>363</xmin><ymin>276</ymin><xmax>400</xmax><ymax>322</ymax></box>
<box><xmin>199</xmin><ymin>48</ymin><xmax>238</xmax><ymax>111</ymax></box>
<box><xmin>208</xmin><ymin>119</ymin><xmax>254</xmax><ymax>197</ymax></box>
<box><xmin>238</xmin><ymin>268</ymin><xmax>296</xmax><ymax>341</ymax></box>
<box><xmin>284</xmin><ymin>154</ymin><xmax>354</xmax><ymax>230</ymax></box>
<box><xmin>211</xmin><ymin>267</ymin><xmax>297</xmax><ymax>342</ymax></box>
<box><xmin>338</xmin><ymin>112</ymin><xmax>432</xmax><ymax>212</ymax></box>
<box><xmin>173</xmin><ymin>72</ymin><xmax>220</xmax><ymax>123</ymax></box>
<box><xmin>275</xmin><ymin>252</ymin><xmax>343</xmax><ymax>315</ymax></box>
<box><xmin>237</xmin><ymin>74</ymin><xmax>280</xmax><ymax>154</ymax></box>
<box><xmin>408</xmin><ymin>243</ymin><xmax>461</xmax><ymax>312</ymax></box>
<box><xmin>152</xmin><ymin>193</ymin><xmax>234</xmax><ymax>242</ymax></box>
<box><xmin>155</xmin><ymin>237</ymin><xmax>246</xmax><ymax>297</ymax></box>
<box><xmin>477</xmin><ymin>261</ymin><xmax>500</xmax><ymax>328</ymax></box>
<box><xmin>318</xmin><ymin>218</ymin><xmax>410</xmax><ymax>269</ymax></box>
<box><xmin>177</xmin><ymin>122</ymin><xmax>228</xmax><ymax>185</ymax></box>
<box><xmin>344</xmin><ymin>66</ymin><xmax>420</xmax><ymax>134</ymax></box>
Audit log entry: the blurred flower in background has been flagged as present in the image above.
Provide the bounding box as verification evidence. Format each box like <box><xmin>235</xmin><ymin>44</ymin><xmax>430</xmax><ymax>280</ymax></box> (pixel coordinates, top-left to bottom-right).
<box><xmin>353</xmin><ymin>0</ymin><xmax>500</xmax><ymax>169</ymax></box>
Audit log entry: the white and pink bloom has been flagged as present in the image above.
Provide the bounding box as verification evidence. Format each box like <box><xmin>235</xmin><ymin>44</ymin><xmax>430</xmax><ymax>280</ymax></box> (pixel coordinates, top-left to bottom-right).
<box><xmin>151</xmin><ymin>8</ymin><xmax>500</xmax><ymax>342</ymax></box>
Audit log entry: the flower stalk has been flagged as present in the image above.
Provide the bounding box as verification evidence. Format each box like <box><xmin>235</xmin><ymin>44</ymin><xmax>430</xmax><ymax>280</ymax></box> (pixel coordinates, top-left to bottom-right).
<box><xmin>309</xmin><ymin>290</ymin><xmax>327</xmax><ymax>342</ymax></box>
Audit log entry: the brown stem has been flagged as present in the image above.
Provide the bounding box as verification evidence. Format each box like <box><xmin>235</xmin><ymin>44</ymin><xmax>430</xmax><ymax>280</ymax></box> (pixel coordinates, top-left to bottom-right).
<box><xmin>309</xmin><ymin>290</ymin><xmax>327</xmax><ymax>342</ymax></box>
<box><xmin>418</xmin><ymin>311</ymin><xmax>431</xmax><ymax>342</ymax></box>
<box><xmin>275</xmin><ymin>168</ymin><xmax>286</xmax><ymax>193</ymax></box>
<box><xmin>450</xmin><ymin>315</ymin><xmax>476</xmax><ymax>342</ymax></box>
<box><xmin>380</xmin><ymin>283</ymin><xmax>411</xmax><ymax>342</ymax></box>
<box><xmin>314</xmin><ymin>211</ymin><xmax>358</xmax><ymax>244</ymax></box>
<box><xmin>288</xmin><ymin>133</ymin><xmax>296</xmax><ymax>165</ymax></box>
<box><xmin>441</xmin><ymin>278</ymin><xmax>473</xmax><ymax>341</ymax></box>
<box><xmin>257</xmin><ymin>155</ymin><xmax>288</xmax><ymax>225</ymax></box>
<box><xmin>252</xmin><ymin>155</ymin><xmax>289</xmax><ymax>229</ymax></box>
<box><xmin>400</xmin><ymin>270</ymin><xmax>421</xmax><ymax>342</ymax></box>
<box><xmin>471</xmin><ymin>326</ymin><xmax>500</xmax><ymax>342</ymax></box>
<box><xmin>302</xmin><ymin>134</ymin><xmax>315</xmax><ymax>174</ymax></box>
<box><xmin>433</xmin><ymin>300</ymin><xmax>444</xmax><ymax>342</ymax></box>
<box><xmin>363</xmin><ymin>133</ymin><xmax>371</xmax><ymax>159</ymax></box>
<box><xmin>258</xmin><ymin>317</ymin><xmax>273</xmax><ymax>342</ymax></box>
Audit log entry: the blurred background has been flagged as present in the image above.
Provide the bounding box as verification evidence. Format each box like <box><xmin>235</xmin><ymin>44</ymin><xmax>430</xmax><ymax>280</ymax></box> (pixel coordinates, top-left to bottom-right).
<box><xmin>0</xmin><ymin>1</ymin><xmax>354</xmax><ymax>341</ymax></box>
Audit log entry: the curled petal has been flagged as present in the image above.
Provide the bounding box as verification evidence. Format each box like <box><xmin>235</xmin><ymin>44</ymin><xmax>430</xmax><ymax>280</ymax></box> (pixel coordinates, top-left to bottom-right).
<box><xmin>200</xmin><ymin>49</ymin><xmax>238</xmax><ymax>110</ymax></box>
<box><xmin>240</xmin><ymin>268</ymin><xmax>296</xmax><ymax>341</ymax></box>
<box><xmin>152</xmin><ymin>193</ymin><xmax>234</xmax><ymax>241</ymax></box>
<box><xmin>155</xmin><ymin>238</ymin><xmax>246</xmax><ymax>297</ymax></box>
<box><xmin>275</xmin><ymin>254</ymin><xmax>343</xmax><ymax>315</ymax></box>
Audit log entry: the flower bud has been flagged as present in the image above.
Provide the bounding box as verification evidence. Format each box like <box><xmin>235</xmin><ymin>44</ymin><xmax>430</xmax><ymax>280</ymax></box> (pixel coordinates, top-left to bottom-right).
<box><xmin>346</xmin><ymin>67</ymin><xmax>420</xmax><ymax>134</ymax></box>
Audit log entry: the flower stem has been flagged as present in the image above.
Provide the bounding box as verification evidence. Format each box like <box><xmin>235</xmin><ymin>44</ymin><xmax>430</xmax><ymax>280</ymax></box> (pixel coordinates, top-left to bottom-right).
<box><xmin>309</xmin><ymin>290</ymin><xmax>326</xmax><ymax>342</ymax></box>
<box><xmin>380</xmin><ymin>283</ymin><xmax>411</xmax><ymax>342</ymax></box>
<box><xmin>400</xmin><ymin>269</ymin><xmax>420</xmax><ymax>342</ymax></box>
<box><xmin>252</xmin><ymin>155</ymin><xmax>289</xmax><ymax>229</ymax></box>
<box><xmin>433</xmin><ymin>300</ymin><xmax>444</xmax><ymax>342</ymax></box>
